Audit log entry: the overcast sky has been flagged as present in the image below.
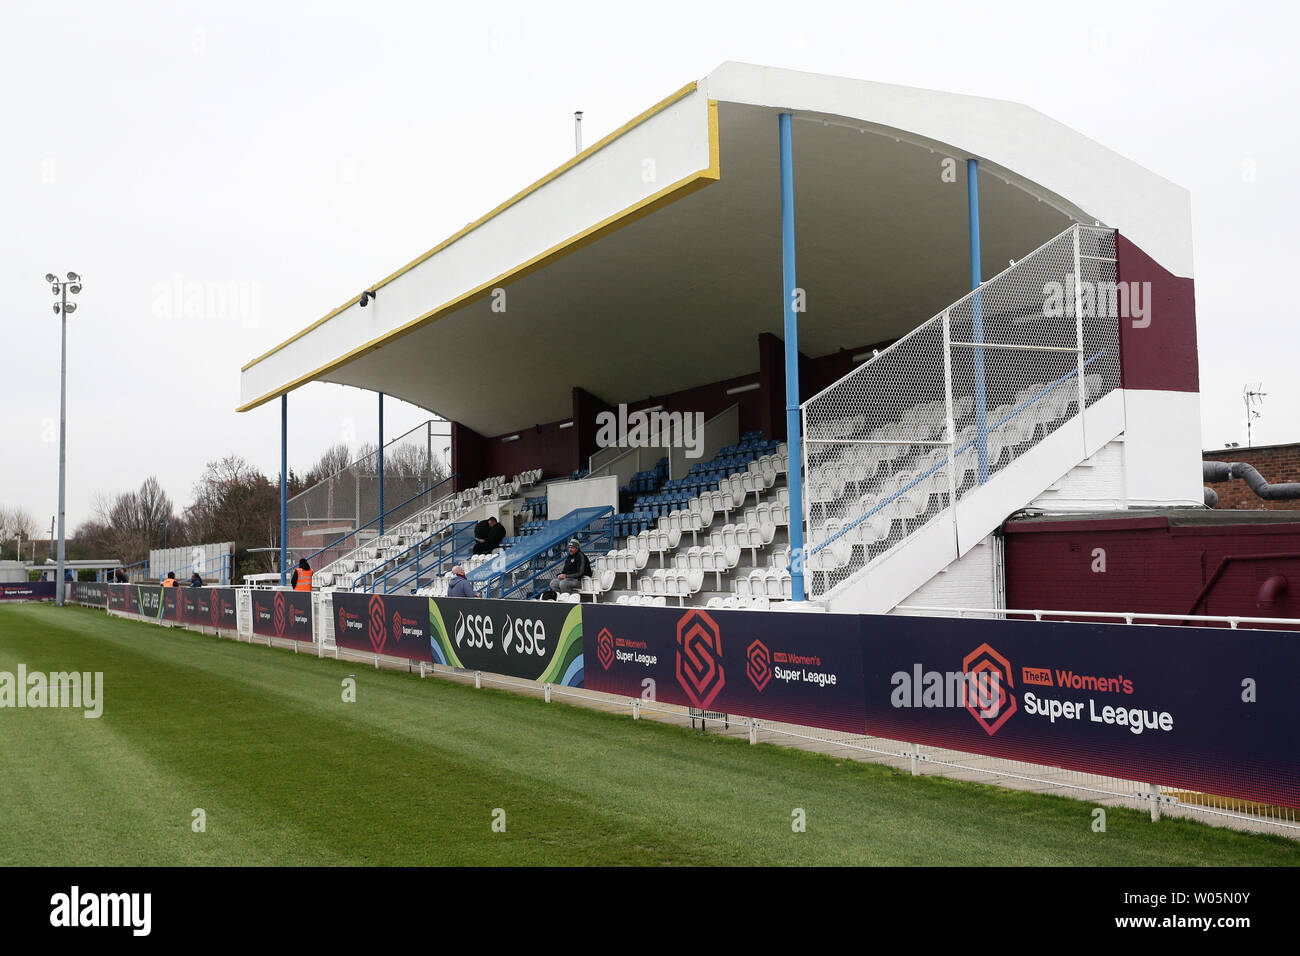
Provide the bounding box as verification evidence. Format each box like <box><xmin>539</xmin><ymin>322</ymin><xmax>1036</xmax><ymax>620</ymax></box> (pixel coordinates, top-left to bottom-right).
<box><xmin>3</xmin><ymin>0</ymin><xmax>1296</xmax><ymax>535</ymax></box>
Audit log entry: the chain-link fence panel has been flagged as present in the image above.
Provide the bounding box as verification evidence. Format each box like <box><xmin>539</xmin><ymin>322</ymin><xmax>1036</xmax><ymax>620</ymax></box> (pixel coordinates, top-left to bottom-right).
<box><xmin>802</xmin><ymin>225</ymin><xmax>1120</xmax><ymax>599</ymax></box>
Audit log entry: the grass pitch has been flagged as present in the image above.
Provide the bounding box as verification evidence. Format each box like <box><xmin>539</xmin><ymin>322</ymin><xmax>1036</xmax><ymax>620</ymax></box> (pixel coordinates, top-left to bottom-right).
<box><xmin>0</xmin><ymin>603</ymin><xmax>1295</xmax><ymax>866</ymax></box>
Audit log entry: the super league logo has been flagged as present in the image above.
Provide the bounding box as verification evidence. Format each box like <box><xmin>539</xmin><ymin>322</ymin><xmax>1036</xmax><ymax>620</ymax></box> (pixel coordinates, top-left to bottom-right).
<box><xmin>391</xmin><ymin>610</ymin><xmax>403</xmax><ymax>645</ymax></box>
<box><xmin>596</xmin><ymin>628</ymin><xmax>615</xmax><ymax>671</ymax></box>
<box><xmin>746</xmin><ymin>639</ymin><xmax>771</xmax><ymax>692</ymax></box>
<box><xmin>963</xmin><ymin>642</ymin><xmax>1017</xmax><ymax>736</ymax></box>
<box><xmin>367</xmin><ymin>595</ymin><xmax>386</xmax><ymax>653</ymax></box>
<box><xmin>210</xmin><ymin>593</ymin><xmax>220</xmax><ymax>627</ymax></box>
<box><xmin>675</xmin><ymin>609</ymin><xmax>725</xmax><ymax>710</ymax></box>
<box><xmin>273</xmin><ymin>592</ymin><xmax>286</xmax><ymax>638</ymax></box>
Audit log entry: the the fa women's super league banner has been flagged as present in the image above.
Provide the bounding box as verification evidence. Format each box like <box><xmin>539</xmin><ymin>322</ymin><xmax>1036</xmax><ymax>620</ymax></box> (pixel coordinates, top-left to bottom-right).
<box><xmin>0</xmin><ymin>582</ymin><xmax>57</xmax><ymax>601</ymax></box>
<box><xmin>176</xmin><ymin>588</ymin><xmax>239</xmax><ymax>630</ymax></box>
<box><xmin>582</xmin><ymin>604</ymin><xmax>867</xmax><ymax>733</ymax></box>
<box><xmin>860</xmin><ymin>615</ymin><xmax>1300</xmax><ymax>811</ymax></box>
<box><xmin>250</xmin><ymin>589</ymin><xmax>314</xmax><ymax>642</ymax></box>
<box><xmin>104</xmin><ymin>583</ymin><xmax>239</xmax><ymax>630</ymax></box>
<box><xmin>330</xmin><ymin>592</ymin><xmax>586</xmax><ymax>687</ymax></box>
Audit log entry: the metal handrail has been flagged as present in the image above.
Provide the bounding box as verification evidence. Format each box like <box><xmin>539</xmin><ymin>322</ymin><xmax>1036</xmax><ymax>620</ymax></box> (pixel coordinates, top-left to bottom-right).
<box><xmin>363</xmin><ymin>520</ymin><xmax>476</xmax><ymax>594</ymax></box>
<box><xmin>496</xmin><ymin>514</ymin><xmax>613</xmax><ymax>600</ymax></box>
<box><xmin>810</xmin><ymin>350</ymin><xmax>1105</xmax><ymax>555</ymax></box>
<box><xmin>304</xmin><ymin>472</ymin><xmax>457</xmax><ymax>568</ymax></box>
<box><xmin>894</xmin><ymin>604</ymin><xmax>1299</xmax><ymax>629</ymax></box>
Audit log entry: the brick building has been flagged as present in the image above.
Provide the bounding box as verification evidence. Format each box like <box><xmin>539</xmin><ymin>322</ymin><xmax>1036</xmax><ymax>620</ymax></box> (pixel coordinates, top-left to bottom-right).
<box><xmin>1203</xmin><ymin>442</ymin><xmax>1300</xmax><ymax>511</ymax></box>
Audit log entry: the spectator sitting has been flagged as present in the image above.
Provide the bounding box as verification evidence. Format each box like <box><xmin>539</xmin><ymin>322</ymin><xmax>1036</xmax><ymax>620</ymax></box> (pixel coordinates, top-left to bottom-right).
<box><xmin>447</xmin><ymin>565</ymin><xmax>476</xmax><ymax>599</ymax></box>
<box><xmin>189</xmin><ymin>572</ymin><xmax>203</xmax><ymax>588</ymax></box>
<box><xmin>472</xmin><ymin>515</ymin><xmax>505</xmax><ymax>555</ymax></box>
<box><xmin>548</xmin><ymin>538</ymin><xmax>590</xmax><ymax>598</ymax></box>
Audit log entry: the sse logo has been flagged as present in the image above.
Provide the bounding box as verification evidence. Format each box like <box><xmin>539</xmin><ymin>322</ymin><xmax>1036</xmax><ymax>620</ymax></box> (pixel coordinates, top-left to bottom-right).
<box><xmin>963</xmin><ymin>643</ymin><xmax>1017</xmax><ymax>736</ymax></box>
<box><xmin>675</xmin><ymin>610</ymin><xmax>725</xmax><ymax>710</ymax></box>
<box><xmin>455</xmin><ymin>611</ymin><xmax>494</xmax><ymax>650</ymax></box>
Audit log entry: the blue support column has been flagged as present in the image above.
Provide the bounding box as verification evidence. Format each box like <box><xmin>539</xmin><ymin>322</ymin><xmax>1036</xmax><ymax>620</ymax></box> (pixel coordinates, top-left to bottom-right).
<box><xmin>377</xmin><ymin>392</ymin><xmax>385</xmax><ymax>536</ymax></box>
<box><xmin>279</xmin><ymin>395</ymin><xmax>288</xmax><ymax>586</ymax></box>
<box><xmin>968</xmin><ymin>158</ymin><xmax>989</xmax><ymax>484</ymax></box>
<box><xmin>779</xmin><ymin>113</ymin><xmax>805</xmax><ymax>602</ymax></box>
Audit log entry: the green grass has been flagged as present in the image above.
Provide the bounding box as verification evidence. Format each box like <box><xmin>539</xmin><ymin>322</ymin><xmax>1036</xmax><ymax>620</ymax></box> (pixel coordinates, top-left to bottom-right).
<box><xmin>0</xmin><ymin>604</ymin><xmax>1296</xmax><ymax>866</ymax></box>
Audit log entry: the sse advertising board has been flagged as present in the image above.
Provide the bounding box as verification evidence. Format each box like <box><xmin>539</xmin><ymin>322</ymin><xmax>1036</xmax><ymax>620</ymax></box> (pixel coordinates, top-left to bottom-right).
<box><xmin>332</xmin><ymin>592</ymin><xmax>433</xmax><ymax>663</ymax></box>
<box><xmin>250</xmin><ymin>590</ymin><xmax>314</xmax><ymax>642</ymax></box>
<box><xmin>583</xmin><ymin>605</ymin><xmax>866</xmax><ymax>733</ymax></box>
<box><xmin>861</xmin><ymin>615</ymin><xmax>1300</xmax><ymax>810</ymax></box>
<box><xmin>429</xmin><ymin>598</ymin><xmax>584</xmax><ymax>685</ymax></box>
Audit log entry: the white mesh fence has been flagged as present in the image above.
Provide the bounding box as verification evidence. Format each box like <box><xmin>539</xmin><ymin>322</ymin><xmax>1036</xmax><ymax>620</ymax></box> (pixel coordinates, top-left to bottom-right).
<box><xmin>801</xmin><ymin>225</ymin><xmax>1121</xmax><ymax>599</ymax></box>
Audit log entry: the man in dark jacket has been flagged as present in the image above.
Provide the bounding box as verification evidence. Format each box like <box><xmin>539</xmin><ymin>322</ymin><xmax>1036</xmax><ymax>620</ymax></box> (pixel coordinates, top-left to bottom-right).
<box><xmin>472</xmin><ymin>515</ymin><xmax>506</xmax><ymax>555</ymax></box>
<box><xmin>550</xmin><ymin>538</ymin><xmax>590</xmax><ymax>596</ymax></box>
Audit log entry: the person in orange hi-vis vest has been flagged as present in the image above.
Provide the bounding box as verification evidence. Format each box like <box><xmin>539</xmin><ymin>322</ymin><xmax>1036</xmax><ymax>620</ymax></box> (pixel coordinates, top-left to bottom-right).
<box><xmin>291</xmin><ymin>558</ymin><xmax>313</xmax><ymax>591</ymax></box>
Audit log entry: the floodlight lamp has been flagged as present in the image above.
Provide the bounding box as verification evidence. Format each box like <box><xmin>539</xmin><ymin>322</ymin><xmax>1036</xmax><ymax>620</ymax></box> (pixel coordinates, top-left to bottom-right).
<box><xmin>66</xmin><ymin>272</ymin><xmax>80</xmax><ymax>282</ymax></box>
<box><xmin>69</xmin><ymin>283</ymin><xmax>81</xmax><ymax>295</ymax></box>
<box><xmin>64</xmin><ymin>302</ymin><xmax>77</xmax><ymax>313</ymax></box>
<box><xmin>45</xmin><ymin>273</ymin><xmax>57</xmax><ymax>283</ymax></box>
<box><xmin>53</xmin><ymin>304</ymin><xmax>61</xmax><ymax>314</ymax></box>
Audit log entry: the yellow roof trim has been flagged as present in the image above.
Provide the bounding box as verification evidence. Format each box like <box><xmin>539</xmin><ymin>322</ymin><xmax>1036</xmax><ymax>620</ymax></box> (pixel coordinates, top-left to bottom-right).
<box><xmin>236</xmin><ymin>106</ymin><xmax>720</xmax><ymax>414</ymax></box>
<box><xmin>241</xmin><ymin>80</ymin><xmax>702</xmax><ymax>374</ymax></box>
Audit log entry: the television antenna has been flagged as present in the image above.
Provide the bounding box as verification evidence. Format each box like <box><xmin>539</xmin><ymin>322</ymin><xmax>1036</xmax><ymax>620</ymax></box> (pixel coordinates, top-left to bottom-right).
<box><xmin>1243</xmin><ymin>383</ymin><xmax>1266</xmax><ymax>448</ymax></box>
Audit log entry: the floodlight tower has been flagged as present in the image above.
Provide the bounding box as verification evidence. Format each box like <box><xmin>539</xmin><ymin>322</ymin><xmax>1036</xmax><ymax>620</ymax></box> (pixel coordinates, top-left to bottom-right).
<box><xmin>45</xmin><ymin>271</ymin><xmax>81</xmax><ymax>605</ymax></box>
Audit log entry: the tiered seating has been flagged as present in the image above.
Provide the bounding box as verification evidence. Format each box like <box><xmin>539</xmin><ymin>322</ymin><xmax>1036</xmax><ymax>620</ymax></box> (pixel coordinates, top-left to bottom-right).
<box><xmin>637</xmin><ymin>568</ymin><xmax>706</xmax><ymax>603</ymax></box>
<box><xmin>734</xmin><ymin>568</ymin><xmax>795</xmax><ymax>601</ymax></box>
<box><xmin>414</xmin><ymin>551</ymin><xmax>500</xmax><ymax>598</ymax></box>
<box><xmin>578</xmin><ymin>569</ymin><xmax>618</xmax><ymax>600</ymax></box>
<box><xmin>672</xmin><ymin>543</ymin><xmax>741</xmax><ymax>590</ymax></box>
<box><xmin>620</xmin><ymin>458</ymin><xmax>669</xmax><ymax>496</ymax></box>
<box><xmin>615</xmin><ymin>594</ymin><xmax>668</xmax><ymax>607</ymax></box>
<box><xmin>801</xmin><ymin>372</ymin><xmax>1108</xmax><ymax>596</ymax></box>
<box><xmin>316</xmin><ymin>468</ymin><xmax>540</xmax><ymax>591</ymax></box>
<box><xmin>594</xmin><ymin>547</ymin><xmax>649</xmax><ymax>588</ymax></box>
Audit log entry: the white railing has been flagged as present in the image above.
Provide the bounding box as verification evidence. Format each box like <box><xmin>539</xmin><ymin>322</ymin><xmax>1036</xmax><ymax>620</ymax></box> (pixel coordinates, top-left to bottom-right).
<box><xmin>800</xmin><ymin>224</ymin><xmax>1120</xmax><ymax>599</ymax></box>
<box><xmin>894</xmin><ymin>605</ymin><xmax>1299</xmax><ymax>629</ymax></box>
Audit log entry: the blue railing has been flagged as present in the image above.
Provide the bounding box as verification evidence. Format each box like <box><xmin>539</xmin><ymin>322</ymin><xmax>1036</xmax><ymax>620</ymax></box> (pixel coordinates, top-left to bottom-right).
<box><xmin>362</xmin><ymin>520</ymin><xmax>476</xmax><ymax>594</ymax></box>
<box><xmin>469</xmin><ymin>506</ymin><xmax>613</xmax><ymax>599</ymax></box>
<box><xmin>810</xmin><ymin>350</ymin><xmax>1106</xmax><ymax>556</ymax></box>
<box><xmin>303</xmin><ymin>472</ymin><xmax>457</xmax><ymax>570</ymax></box>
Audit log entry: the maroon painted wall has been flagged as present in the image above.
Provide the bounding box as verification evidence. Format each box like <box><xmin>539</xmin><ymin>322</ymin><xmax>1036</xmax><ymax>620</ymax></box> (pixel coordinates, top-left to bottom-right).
<box><xmin>1204</xmin><ymin>443</ymin><xmax>1300</xmax><ymax>512</ymax></box>
<box><xmin>450</xmin><ymin>335</ymin><xmax>898</xmax><ymax>485</ymax></box>
<box><xmin>1004</xmin><ymin>516</ymin><xmax>1300</xmax><ymax>627</ymax></box>
<box><xmin>1115</xmin><ymin>232</ymin><xmax>1199</xmax><ymax>393</ymax></box>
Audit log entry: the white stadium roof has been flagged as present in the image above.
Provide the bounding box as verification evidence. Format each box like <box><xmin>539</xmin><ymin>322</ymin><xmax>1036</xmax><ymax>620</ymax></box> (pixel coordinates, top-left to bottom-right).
<box><xmin>238</xmin><ymin>62</ymin><xmax>1191</xmax><ymax>437</ymax></box>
